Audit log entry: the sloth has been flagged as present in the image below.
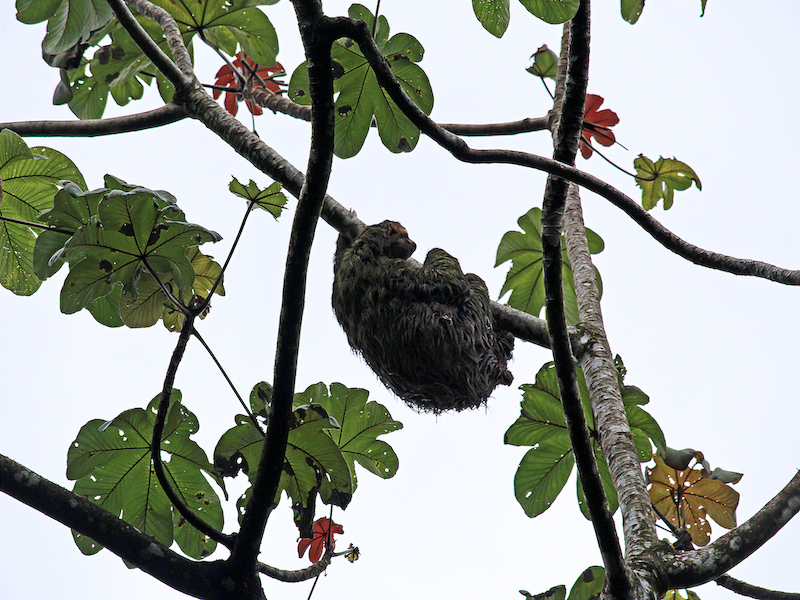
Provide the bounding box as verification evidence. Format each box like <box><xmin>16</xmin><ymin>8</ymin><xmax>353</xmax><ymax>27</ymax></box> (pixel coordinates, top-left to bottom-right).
<box><xmin>332</xmin><ymin>220</ymin><xmax>514</xmax><ymax>412</ymax></box>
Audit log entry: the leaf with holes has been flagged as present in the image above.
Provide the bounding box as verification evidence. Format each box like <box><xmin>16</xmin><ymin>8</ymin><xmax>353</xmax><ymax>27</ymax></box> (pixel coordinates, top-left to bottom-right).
<box><xmin>121</xmin><ymin>247</ymin><xmax>225</xmax><ymax>330</ymax></box>
<box><xmin>67</xmin><ymin>391</ymin><xmax>224</xmax><ymax>559</ymax></box>
<box><xmin>294</xmin><ymin>382</ymin><xmax>403</xmax><ymax>490</ymax></box>
<box><xmin>647</xmin><ymin>453</ymin><xmax>740</xmax><ymax>546</ymax></box>
<box><xmin>57</xmin><ymin>188</ymin><xmax>220</xmax><ymax>314</ymax></box>
<box><xmin>214</xmin><ymin>382</ymin><xmax>354</xmax><ymax>535</ymax></box>
<box><xmin>289</xmin><ymin>4</ymin><xmax>433</xmax><ymax>158</ymax></box>
<box><xmin>634</xmin><ymin>155</ymin><xmax>702</xmax><ymax>210</ymax></box>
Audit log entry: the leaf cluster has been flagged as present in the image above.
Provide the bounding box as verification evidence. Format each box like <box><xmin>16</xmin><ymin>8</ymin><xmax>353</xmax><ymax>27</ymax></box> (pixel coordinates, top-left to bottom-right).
<box><xmin>16</xmin><ymin>0</ymin><xmax>279</xmax><ymax>119</ymax></box>
<box><xmin>36</xmin><ymin>174</ymin><xmax>222</xmax><ymax>329</ymax></box>
<box><xmin>496</xmin><ymin>207</ymin><xmax>604</xmax><ymax>325</ymax></box>
<box><xmin>288</xmin><ymin>4</ymin><xmax>434</xmax><ymax>158</ymax></box>
<box><xmin>505</xmin><ymin>361</ymin><xmax>665</xmax><ymax>519</ymax></box>
<box><xmin>214</xmin><ymin>382</ymin><xmax>402</xmax><ymax>537</ymax></box>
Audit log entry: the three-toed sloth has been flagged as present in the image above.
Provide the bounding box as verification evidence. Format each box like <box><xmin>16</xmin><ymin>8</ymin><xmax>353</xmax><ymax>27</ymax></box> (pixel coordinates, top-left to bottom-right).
<box><xmin>332</xmin><ymin>220</ymin><xmax>514</xmax><ymax>412</ymax></box>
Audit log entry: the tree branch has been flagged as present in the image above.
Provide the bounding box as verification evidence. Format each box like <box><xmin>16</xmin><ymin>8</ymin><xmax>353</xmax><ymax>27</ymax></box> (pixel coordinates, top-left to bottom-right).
<box><xmin>715</xmin><ymin>575</ymin><xmax>800</xmax><ymax>600</ymax></box>
<box><xmin>0</xmin><ymin>105</ymin><xmax>187</xmax><ymax>137</ymax></box>
<box><xmin>229</xmin><ymin>0</ymin><xmax>337</xmax><ymax>573</ymax></box>
<box><xmin>121</xmin><ymin>0</ymin><xmax>195</xmax><ymax>80</ymax></box>
<box><xmin>564</xmin><ymin>185</ymin><xmax>658</xmax><ymax>585</ymax></box>
<box><xmin>438</xmin><ymin>117</ymin><xmax>551</xmax><ymax>136</ymax></box>
<box><xmin>0</xmin><ymin>454</ymin><xmax>232</xmax><ymax>600</ymax></box>
<box><xmin>666</xmin><ymin>470</ymin><xmax>800</xmax><ymax>589</ymax></box>
<box><xmin>537</xmin><ymin>5</ymin><xmax>633</xmax><ymax>599</ymax></box>
<box><xmin>338</xmin><ymin>19</ymin><xmax>800</xmax><ymax>287</ymax></box>
<box><xmin>151</xmin><ymin>313</ymin><xmax>234</xmax><ymax>548</ymax></box>
<box><xmin>257</xmin><ymin>556</ymin><xmax>331</xmax><ymax>582</ymax></box>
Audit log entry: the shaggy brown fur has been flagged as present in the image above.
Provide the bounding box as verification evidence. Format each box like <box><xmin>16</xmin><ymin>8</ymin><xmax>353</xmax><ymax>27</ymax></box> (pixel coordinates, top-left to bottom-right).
<box><xmin>332</xmin><ymin>221</ymin><xmax>513</xmax><ymax>412</ymax></box>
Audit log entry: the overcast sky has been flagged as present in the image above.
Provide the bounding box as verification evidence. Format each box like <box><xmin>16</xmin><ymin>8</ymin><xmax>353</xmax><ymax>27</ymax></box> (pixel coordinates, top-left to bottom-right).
<box><xmin>2</xmin><ymin>2</ymin><xmax>800</xmax><ymax>600</ymax></box>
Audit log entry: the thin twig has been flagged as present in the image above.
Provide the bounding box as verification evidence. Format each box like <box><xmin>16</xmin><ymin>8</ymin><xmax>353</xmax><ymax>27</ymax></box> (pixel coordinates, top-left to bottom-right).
<box><xmin>192</xmin><ymin>328</ymin><xmax>263</xmax><ymax>436</ymax></box>
<box><xmin>151</xmin><ymin>313</ymin><xmax>234</xmax><ymax>548</ymax></box>
<box><xmin>0</xmin><ymin>215</ymin><xmax>73</xmax><ymax>236</ymax></box>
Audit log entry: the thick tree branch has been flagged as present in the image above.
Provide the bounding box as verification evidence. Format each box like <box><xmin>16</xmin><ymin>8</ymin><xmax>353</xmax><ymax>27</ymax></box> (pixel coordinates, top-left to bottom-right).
<box><xmin>0</xmin><ymin>454</ymin><xmax>234</xmax><ymax>600</ymax></box>
<box><xmin>229</xmin><ymin>0</ymin><xmax>337</xmax><ymax>573</ymax></box>
<box><xmin>564</xmin><ymin>186</ymin><xmax>660</xmax><ymax>592</ymax></box>
<box><xmin>339</xmin><ymin>20</ymin><xmax>800</xmax><ymax>287</ymax></box>
<box><xmin>122</xmin><ymin>0</ymin><xmax>195</xmax><ymax>79</ymax></box>
<box><xmin>0</xmin><ymin>105</ymin><xmax>187</xmax><ymax>137</ymax></box>
<box><xmin>537</xmin><ymin>5</ymin><xmax>632</xmax><ymax>599</ymax></box>
<box><xmin>666</xmin><ymin>470</ymin><xmax>800</xmax><ymax>589</ymax></box>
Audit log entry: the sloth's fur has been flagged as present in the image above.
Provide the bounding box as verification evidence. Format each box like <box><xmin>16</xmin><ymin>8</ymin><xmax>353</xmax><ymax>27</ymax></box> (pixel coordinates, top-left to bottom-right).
<box><xmin>332</xmin><ymin>220</ymin><xmax>513</xmax><ymax>412</ymax></box>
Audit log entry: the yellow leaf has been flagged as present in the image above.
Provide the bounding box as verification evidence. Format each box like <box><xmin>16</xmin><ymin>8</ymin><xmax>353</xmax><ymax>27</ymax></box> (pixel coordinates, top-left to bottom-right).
<box><xmin>646</xmin><ymin>454</ymin><xmax>739</xmax><ymax>546</ymax></box>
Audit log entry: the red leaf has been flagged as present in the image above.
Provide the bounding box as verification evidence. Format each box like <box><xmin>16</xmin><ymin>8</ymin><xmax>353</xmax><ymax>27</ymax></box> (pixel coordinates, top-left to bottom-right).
<box><xmin>212</xmin><ymin>52</ymin><xmax>284</xmax><ymax>117</ymax></box>
<box><xmin>580</xmin><ymin>94</ymin><xmax>619</xmax><ymax>159</ymax></box>
<box><xmin>297</xmin><ymin>517</ymin><xmax>344</xmax><ymax>563</ymax></box>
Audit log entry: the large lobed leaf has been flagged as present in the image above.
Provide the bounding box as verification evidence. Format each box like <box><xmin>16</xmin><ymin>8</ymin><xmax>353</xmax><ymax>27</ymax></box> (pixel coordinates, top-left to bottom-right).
<box><xmin>215</xmin><ymin>382</ymin><xmax>402</xmax><ymax>536</ymax></box>
<box><xmin>496</xmin><ymin>207</ymin><xmax>603</xmax><ymax>325</ymax></box>
<box><xmin>288</xmin><ymin>4</ymin><xmax>433</xmax><ymax>158</ymax></box>
<box><xmin>506</xmin><ymin>361</ymin><xmax>664</xmax><ymax>519</ymax></box>
<box><xmin>67</xmin><ymin>391</ymin><xmax>224</xmax><ymax>559</ymax></box>
<box><xmin>294</xmin><ymin>382</ymin><xmax>403</xmax><ymax>490</ymax></box>
<box><xmin>0</xmin><ymin>130</ymin><xmax>85</xmax><ymax>295</ymax></box>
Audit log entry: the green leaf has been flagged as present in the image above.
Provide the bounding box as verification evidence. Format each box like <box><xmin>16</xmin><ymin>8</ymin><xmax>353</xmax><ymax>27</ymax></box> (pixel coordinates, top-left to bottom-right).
<box><xmin>621</xmin><ymin>0</ymin><xmax>644</xmax><ymax>23</ymax></box>
<box><xmin>513</xmin><ymin>438</ymin><xmax>574</xmax><ymax>518</ymax></box>
<box><xmin>16</xmin><ymin>0</ymin><xmax>61</xmax><ymax>24</ymax></box>
<box><xmin>86</xmin><ymin>283</ymin><xmax>124</xmax><ymax>327</ymax></box>
<box><xmin>228</xmin><ymin>177</ymin><xmax>287</xmax><ymax>218</ymax></box>
<box><xmin>507</xmin><ymin>361</ymin><xmax>664</xmax><ymax>518</ymax></box>
<box><xmin>68</xmin><ymin>19</ymin><xmax>195</xmax><ymax>117</ymax></box>
<box><xmin>520</xmin><ymin>586</ymin><xmax>567</xmax><ymax>600</ymax></box>
<box><xmin>58</xmin><ymin>189</ymin><xmax>221</xmax><ymax>313</ymax></box>
<box><xmin>0</xmin><ymin>131</ymin><xmax>85</xmax><ymax>295</ymax></box>
<box><xmin>634</xmin><ymin>155</ymin><xmax>702</xmax><ymax>210</ymax></box>
<box><xmin>67</xmin><ymin>391</ymin><xmax>223</xmax><ymax>559</ymax></box>
<box><xmin>527</xmin><ymin>45</ymin><xmax>558</xmax><ymax>80</ymax></box>
<box><xmin>289</xmin><ymin>6</ymin><xmax>433</xmax><ymax>158</ymax></box>
<box><xmin>67</xmin><ymin>64</ymin><xmax>109</xmax><ymax>120</ymax></box>
<box><xmin>294</xmin><ymin>382</ymin><xmax>403</xmax><ymax>490</ymax></box>
<box><xmin>121</xmin><ymin>247</ymin><xmax>224</xmax><ymax>331</ymax></box>
<box><xmin>627</xmin><ymin>404</ymin><xmax>666</xmax><ymax>459</ymax></box>
<box><xmin>212</xmin><ymin>8</ymin><xmax>278</xmax><ymax>66</ymax></box>
<box><xmin>567</xmin><ymin>566</ymin><xmax>605</xmax><ymax>600</ymax></box>
<box><xmin>215</xmin><ymin>383</ymin><xmax>355</xmax><ymax>530</ymax></box>
<box><xmin>472</xmin><ymin>0</ymin><xmax>510</xmax><ymax>38</ymax></box>
<box><xmin>495</xmin><ymin>207</ymin><xmax>603</xmax><ymax>325</ymax></box>
<box><xmin>41</xmin><ymin>0</ymin><xmax>114</xmax><ymax>56</ymax></box>
<box><xmin>518</xmin><ymin>0</ymin><xmax>579</xmax><ymax>24</ymax></box>
<box><xmin>156</xmin><ymin>0</ymin><xmax>277</xmax><ymax>64</ymax></box>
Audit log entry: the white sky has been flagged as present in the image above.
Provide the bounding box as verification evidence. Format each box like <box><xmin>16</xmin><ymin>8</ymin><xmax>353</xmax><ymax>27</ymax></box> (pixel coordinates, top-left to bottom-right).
<box><xmin>2</xmin><ymin>2</ymin><xmax>800</xmax><ymax>600</ymax></box>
